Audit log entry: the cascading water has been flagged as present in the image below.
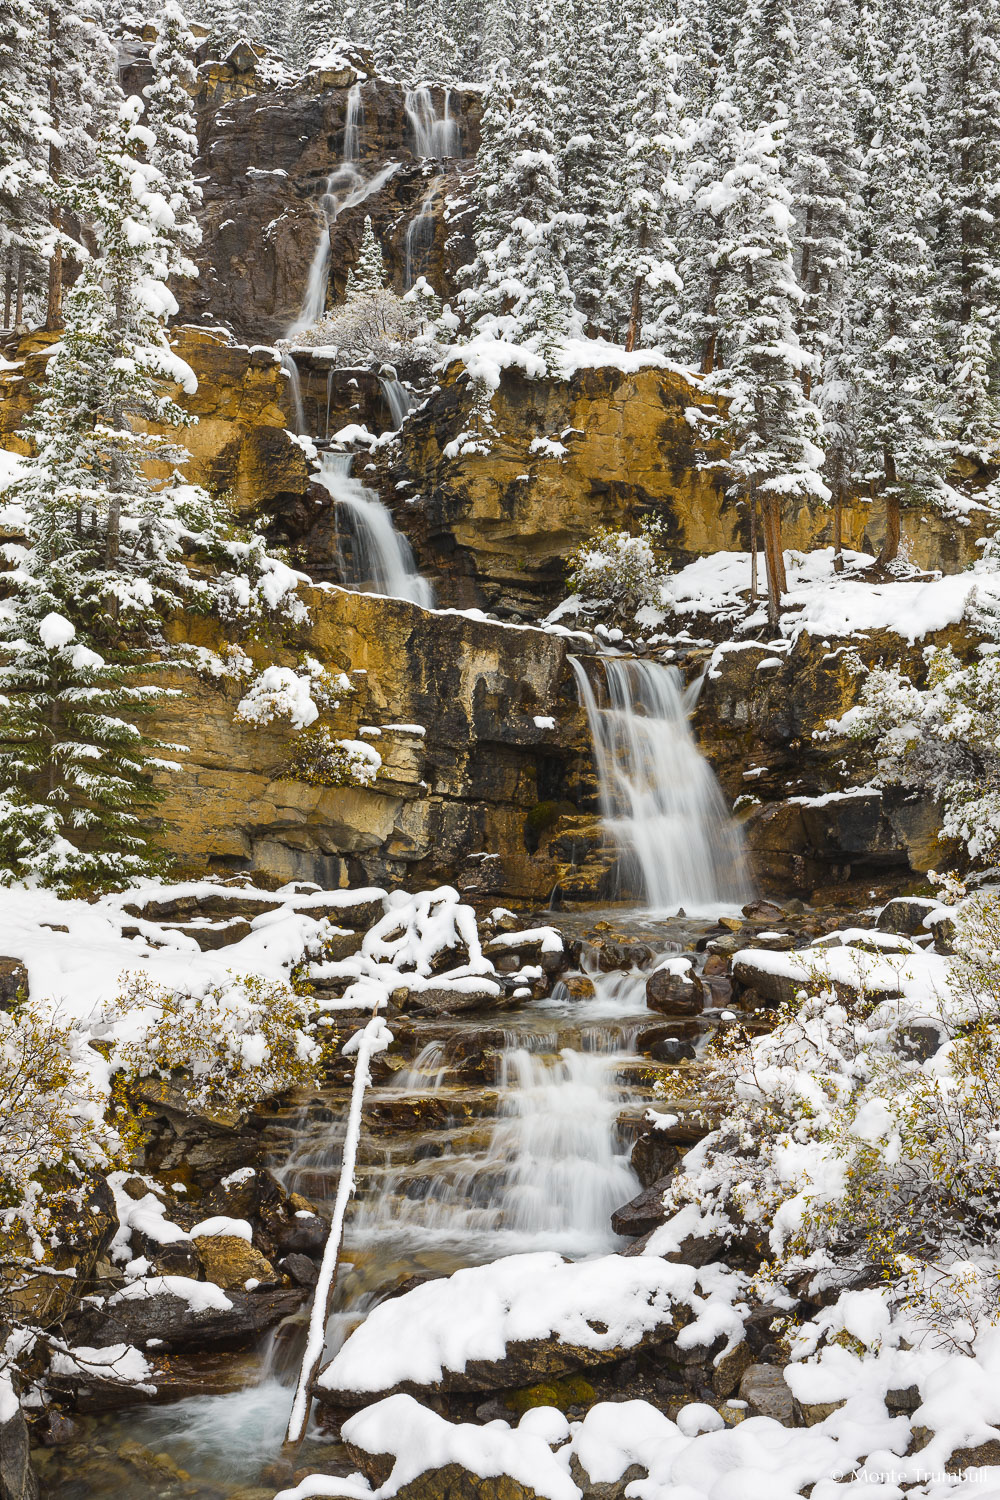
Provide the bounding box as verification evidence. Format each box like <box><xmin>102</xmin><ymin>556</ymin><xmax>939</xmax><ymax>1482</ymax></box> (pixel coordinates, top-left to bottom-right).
<box><xmin>404</xmin><ymin>85</ymin><xmax>460</xmax><ymax>158</ymax></box>
<box><xmin>280</xmin><ymin>350</ymin><xmax>305</xmax><ymax>433</ymax></box>
<box><xmin>314</xmin><ymin>449</ymin><xmax>434</xmax><ymax>607</ymax></box>
<box><xmin>572</xmin><ymin>655</ymin><xmax>756</xmax><ymax>915</ymax></box>
<box><xmin>403</xmin><ymin>180</ymin><xmax>439</xmax><ymax>289</ymax></box>
<box><xmin>379</xmin><ymin>373</ymin><xmax>413</xmax><ymax>430</ymax></box>
<box><xmin>287</xmin><ymin>84</ymin><xmax>400</xmax><ymax>338</ymax></box>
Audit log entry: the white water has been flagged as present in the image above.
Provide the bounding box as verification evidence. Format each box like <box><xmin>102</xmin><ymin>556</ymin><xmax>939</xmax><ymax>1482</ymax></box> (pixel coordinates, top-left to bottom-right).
<box><xmin>280</xmin><ymin>351</ymin><xmax>305</xmax><ymax>433</ymax></box>
<box><xmin>403</xmin><ymin>180</ymin><xmax>439</xmax><ymax>289</ymax></box>
<box><xmin>315</xmin><ymin>449</ymin><xmax>434</xmax><ymax>607</ymax></box>
<box><xmin>379</xmin><ymin>373</ymin><xmax>413</xmax><ymax>430</ymax></box>
<box><xmin>572</xmin><ymin>655</ymin><xmax>756</xmax><ymax>915</ymax></box>
<box><xmin>287</xmin><ymin>84</ymin><xmax>400</xmax><ymax>338</ymax></box>
<box><xmin>404</xmin><ymin>85</ymin><xmax>460</xmax><ymax>159</ymax></box>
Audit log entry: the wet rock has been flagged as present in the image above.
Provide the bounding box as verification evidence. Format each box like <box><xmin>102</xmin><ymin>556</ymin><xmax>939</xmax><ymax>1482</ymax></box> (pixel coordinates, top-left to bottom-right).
<box><xmin>0</xmin><ymin>1404</ymin><xmax>37</xmax><ymax>1500</ymax></box>
<box><xmin>645</xmin><ymin>964</ymin><xmax>702</xmax><ymax>1016</ymax></box>
<box><xmin>739</xmin><ymin>1363</ymin><xmax>796</xmax><ymax>1423</ymax></box>
<box><xmin>742</xmin><ymin>900</ymin><xmax>786</xmax><ymax>922</ymax></box>
<box><xmin>39</xmin><ymin>1411</ymin><xmax>77</xmax><ymax>1447</ymax></box>
<box><xmin>622</xmin><ymin>1227</ymin><xmax>724</xmax><ymax>1267</ymax></box>
<box><xmin>876</xmin><ymin>896</ymin><xmax>942</xmax><ymax>937</ymax></box>
<box><xmin>0</xmin><ymin>958</ymin><xmax>28</xmax><ymax>1004</ymax></box>
<box><xmin>158</xmin><ymin>918</ymin><xmax>254</xmax><ymax>950</ymax></box>
<box><xmin>562</xmin><ymin>974</ymin><xmax>596</xmax><ymax>1000</ymax></box>
<box><xmin>64</xmin><ymin>1284</ymin><xmax>303</xmax><ymax>1355</ymax></box>
<box><xmin>279</xmin><ymin>1253</ymin><xmax>319</xmax><ymax>1288</ymax></box>
<box><xmin>629</xmin><ymin>1133</ymin><xmax>681</xmax><ymax>1189</ymax></box>
<box><xmin>611</xmin><ymin>1176</ymin><xmax>674</xmax><ymax>1237</ymax></box>
<box><xmin>649</xmin><ymin>1035</ymin><xmax>697</xmax><ymax>1063</ymax></box>
<box><xmin>390</xmin><ymin>982</ymin><xmax>505</xmax><ymax>1016</ymax></box>
<box><xmin>193</xmin><ymin>1232</ymin><xmax>278</xmax><ymax>1290</ymax></box>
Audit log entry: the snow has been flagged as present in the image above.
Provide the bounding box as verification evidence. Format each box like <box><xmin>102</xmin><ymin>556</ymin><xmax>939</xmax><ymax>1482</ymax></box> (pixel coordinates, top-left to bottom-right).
<box><xmin>38</xmin><ymin>612</ymin><xmax>76</xmax><ymax>650</ymax></box>
<box><xmin>318</xmin><ymin>1252</ymin><xmax>743</xmax><ymax>1396</ymax></box>
<box><xmin>533</xmin><ymin>715</ymin><xmax>557</xmax><ymax>728</ymax></box>
<box><xmin>108</xmin><ymin>1275</ymin><xmax>233</xmax><ymax>1312</ymax></box>
<box><xmin>189</xmin><ymin>1216</ymin><xmax>253</xmax><ymax>1241</ymax></box>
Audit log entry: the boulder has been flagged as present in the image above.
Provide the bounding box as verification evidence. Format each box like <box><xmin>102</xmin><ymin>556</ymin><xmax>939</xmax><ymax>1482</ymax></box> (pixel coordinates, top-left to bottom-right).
<box><xmin>645</xmin><ymin>964</ymin><xmax>702</xmax><ymax>1016</ymax></box>
<box><xmin>192</xmin><ymin>1233</ymin><xmax>278</xmax><ymax>1290</ymax></box>
<box><xmin>65</xmin><ymin>1282</ymin><xmax>302</xmax><ymax>1354</ymax></box>
<box><xmin>738</xmin><ymin>1364</ymin><xmax>796</xmax><ymax>1424</ymax></box>
<box><xmin>611</xmin><ymin>1176</ymin><xmax>674</xmax><ymax>1238</ymax></box>
<box><xmin>876</xmin><ymin>896</ymin><xmax>943</xmax><ymax>937</ymax></box>
<box><xmin>0</xmin><ymin>959</ymin><xmax>28</xmax><ymax>1004</ymax></box>
<box><xmin>629</xmin><ymin>1133</ymin><xmax>681</xmax><ymax>1189</ymax></box>
<box><xmin>0</xmin><ymin>1406</ymin><xmax>37</xmax><ymax>1500</ymax></box>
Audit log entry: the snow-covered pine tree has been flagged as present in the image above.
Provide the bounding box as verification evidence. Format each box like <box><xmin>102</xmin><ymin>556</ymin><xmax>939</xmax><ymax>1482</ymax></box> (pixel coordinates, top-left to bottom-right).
<box><xmin>458</xmin><ymin>0</ymin><xmax>578</xmax><ymax>369</ymax></box>
<box><xmin>790</xmin><ymin>0</ymin><xmax>863</xmax><ymax>388</ymax></box>
<box><xmin>558</xmin><ymin>0</ymin><xmax>615</xmax><ymax>331</ymax></box>
<box><xmin>347</xmin><ymin>214</ymin><xmax>386</xmax><ymax>295</ymax></box>
<box><xmin>0</xmin><ymin>100</ymin><xmax>208</xmax><ymax>886</ymax></box>
<box><xmin>296</xmin><ymin>0</ymin><xmax>344</xmax><ymax>67</ymax></box>
<box><xmin>604</xmin><ymin>4</ymin><xmax>686</xmax><ymax>350</ymax></box>
<box><xmin>143</xmin><ymin>1</ymin><xmax>203</xmax><ymax>285</ymax></box>
<box><xmin>937</xmin><ymin>0</ymin><xmax>1000</xmax><ymax>461</ymax></box>
<box><xmin>698</xmin><ymin>102</ymin><xmax>828</xmax><ymax>624</ymax></box>
<box><xmin>0</xmin><ymin>0</ymin><xmax>45</xmax><ymax>326</ymax></box>
<box><xmin>851</xmin><ymin>0</ymin><xmax>946</xmax><ymax>566</ymax></box>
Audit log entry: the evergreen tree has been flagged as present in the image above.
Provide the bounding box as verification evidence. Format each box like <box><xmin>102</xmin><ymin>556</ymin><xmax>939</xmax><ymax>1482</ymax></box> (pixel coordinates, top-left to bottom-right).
<box><xmin>851</xmin><ymin>0</ymin><xmax>946</xmax><ymax>566</ymax></box>
<box><xmin>143</xmin><ymin>1</ymin><xmax>203</xmax><ymax>284</ymax></box>
<box><xmin>558</xmin><ymin>0</ymin><xmax>615</xmax><ymax>330</ymax></box>
<box><xmin>458</xmin><ymin>0</ymin><xmax>578</xmax><ymax>368</ymax></box>
<box><xmin>698</xmin><ymin>104</ymin><xmax>828</xmax><ymax>623</ymax></box>
<box><xmin>605</xmin><ymin>5</ymin><xmax>686</xmax><ymax>349</ymax></box>
<box><xmin>347</xmin><ymin>214</ymin><xmax>386</xmax><ymax>295</ymax></box>
<box><xmin>0</xmin><ymin>0</ymin><xmax>45</xmax><ymax>326</ymax></box>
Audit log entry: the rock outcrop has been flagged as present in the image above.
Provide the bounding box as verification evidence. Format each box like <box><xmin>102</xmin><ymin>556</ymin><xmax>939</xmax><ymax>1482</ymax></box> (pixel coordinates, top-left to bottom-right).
<box><xmin>398</xmin><ymin>363</ymin><xmax>992</xmax><ymax>615</ymax></box>
<box><xmin>178</xmin><ymin>73</ymin><xmax>481</xmax><ymax>341</ymax></box>
<box><xmin>156</xmin><ymin>585</ymin><xmax>588</xmax><ymax>899</ymax></box>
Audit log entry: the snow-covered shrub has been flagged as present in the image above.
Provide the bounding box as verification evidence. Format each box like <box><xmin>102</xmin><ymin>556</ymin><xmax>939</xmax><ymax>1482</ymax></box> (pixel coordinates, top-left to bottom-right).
<box><xmin>235</xmin><ymin>659</ymin><xmax>352</xmax><ymax>732</ymax></box>
<box><xmin>667</xmin><ymin>895</ymin><xmax>1000</xmax><ymax>1345</ymax></box>
<box><xmin>113</xmin><ymin>973</ymin><xmax>321</xmax><ymax>1113</ymax></box>
<box><xmin>0</xmin><ymin>1001</ymin><xmax>125</xmax><ymax>1256</ymax></box>
<box><xmin>830</xmin><ymin>640</ymin><xmax>1000</xmax><ymax>863</ymax></box>
<box><xmin>287</xmin><ymin>729</ymin><xmax>382</xmax><ymax>788</ymax></box>
<box><xmin>566</xmin><ymin>519</ymin><xmax>669</xmax><ymax>620</ymax></box>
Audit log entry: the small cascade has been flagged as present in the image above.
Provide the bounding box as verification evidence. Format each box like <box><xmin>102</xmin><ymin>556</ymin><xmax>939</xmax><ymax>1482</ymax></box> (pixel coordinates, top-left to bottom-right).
<box><xmin>279</xmin><ymin>351</ymin><xmax>305</xmax><ymax>434</ymax></box>
<box><xmin>314</xmin><ymin>450</ymin><xmax>434</xmax><ymax>608</ymax></box>
<box><xmin>404</xmin><ymin>85</ymin><xmax>461</xmax><ymax>159</ymax></box>
<box><xmin>403</xmin><ymin>181</ymin><xmax>439</xmax><ymax>289</ymax></box>
<box><xmin>287</xmin><ymin>84</ymin><xmax>400</xmax><ymax>338</ymax></box>
<box><xmin>379</xmin><ymin>373</ymin><xmax>413</xmax><ymax>430</ymax></box>
<box><xmin>572</xmin><ymin>655</ymin><xmax>756</xmax><ymax>915</ymax></box>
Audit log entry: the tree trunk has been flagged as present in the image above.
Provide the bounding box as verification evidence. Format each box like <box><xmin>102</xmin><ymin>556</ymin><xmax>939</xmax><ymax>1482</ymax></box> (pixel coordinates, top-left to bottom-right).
<box><xmin>4</xmin><ymin>254</ymin><xmax>12</xmax><ymax>329</ymax></box>
<box><xmin>761</xmin><ymin>494</ymin><xmax>787</xmax><ymax>627</ymax></box>
<box><xmin>14</xmin><ymin>252</ymin><xmax>24</xmax><ymax>326</ymax></box>
<box><xmin>749</xmin><ymin>488</ymin><xmax>759</xmax><ymax>599</ymax></box>
<box><xmin>833</xmin><ymin>487</ymin><xmax>844</xmax><ymax>574</ymax></box>
<box><xmin>877</xmin><ymin>448</ymin><xmax>900</xmax><ymax>568</ymax></box>
<box><xmin>625</xmin><ymin>275</ymin><xmax>642</xmax><ymax>353</ymax></box>
<box><xmin>700</xmin><ymin>272</ymin><xmax>720</xmax><ymax>374</ymax></box>
<box><xmin>45</xmin><ymin>7</ymin><xmax>63</xmax><ymax>331</ymax></box>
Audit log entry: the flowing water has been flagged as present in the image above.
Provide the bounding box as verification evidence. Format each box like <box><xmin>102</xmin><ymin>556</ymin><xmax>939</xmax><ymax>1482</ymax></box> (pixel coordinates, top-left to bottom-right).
<box><xmin>280</xmin><ymin>351</ymin><xmax>305</xmax><ymax>433</ymax></box>
<box><xmin>403</xmin><ymin>180</ymin><xmax>439</xmax><ymax>289</ymax></box>
<box><xmin>404</xmin><ymin>85</ymin><xmax>461</xmax><ymax>159</ymax></box>
<box><xmin>314</xmin><ymin>450</ymin><xmax>434</xmax><ymax>607</ymax></box>
<box><xmin>572</xmin><ymin>655</ymin><xmax>756</xmax><ymax>916</ymax></box>
<box><xmin>287</xmin><ymin>84</ymin><xmax>400</xmax><ymax>338</ymax></box>
<box><xmin>378</xmin><ymin>374</ymin><xmax>413</xmax><ymax>431</ymax></box>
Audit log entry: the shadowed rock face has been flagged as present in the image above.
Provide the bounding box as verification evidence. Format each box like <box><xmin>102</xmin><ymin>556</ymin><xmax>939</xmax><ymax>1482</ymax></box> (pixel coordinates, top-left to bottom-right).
<box><xmin>157</xmin><ymin>586</ymin><xmax>589</xmax><ymax>900</ymax></box>
<box><xmin>176</xmin><ymin>74</ymin><xmax>481</xmax><ymax>342</ymax></box>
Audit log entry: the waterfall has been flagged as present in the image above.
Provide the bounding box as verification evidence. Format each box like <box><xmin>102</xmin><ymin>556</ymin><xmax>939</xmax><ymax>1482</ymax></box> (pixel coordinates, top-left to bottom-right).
<box><xmin>404</xmin><ymin>85</ymin><xmax>460</xmax><ymax>158</ymax></box>
<box><xmin>572</xmin><ymin>655</ymin><xmax>756</xmax><ymax>916</ymax></box>
<box><xmin>314</xmin><ymin>450</ymin><xmax>434</xmax><ymax>608</ymax></box>
<box><xmin>286</xmin><ymin>84</ymin><xmax>400</xmax><ymax>338</ymax></box>
<box><xmin>279</xmin><ymin>351</ymin><xmax>305</xmax><ymax>434</ymax></box>
<box><xmin>403</xmin><ymin>181</ymin><xmax>438</xmax><ymax>290</ymax></box>
<box><xmin>379</xmin><ymin>374</ymin><xmax>413</xmax><ymax>431</ymax></box>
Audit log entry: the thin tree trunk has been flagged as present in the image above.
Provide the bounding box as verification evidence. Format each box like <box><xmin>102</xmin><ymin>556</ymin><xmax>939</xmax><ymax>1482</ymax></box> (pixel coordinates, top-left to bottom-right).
<box><xmin>4</xmin><ymin>254</ymin><xmax>12</xmax><ymax>329</ymax></box>
<box><xmin>833</xmin><ymin>486</ymin><xmax>844</xmax><ymax>574</ymax></box>
<box><xmin>625</xmin><ymin>274</ymin><xmax>642</xmax><ymax>353</ymax></box>
<box><xmin>761</xmin><ymin>494</ymin><xmax>787</xmax><ymax>628</ymax></box>
<box><xmin>15</xmin><ymin>250</ymin><xmax>24</xmax><ymax>325</ymax></box>
<box><xmin>700</xmin><ymin>272</ymin><xmax>720</xmax><ymax>374</ymax></box>
<box><xmin>877</xmin><ymin>448</ymin><xmax>900</xmax><ymax>568</ymax></box>
<box><xmin>749</xmin><ymin>487</ymin><xmax>759</xmax><ymax>599</ymax></box>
